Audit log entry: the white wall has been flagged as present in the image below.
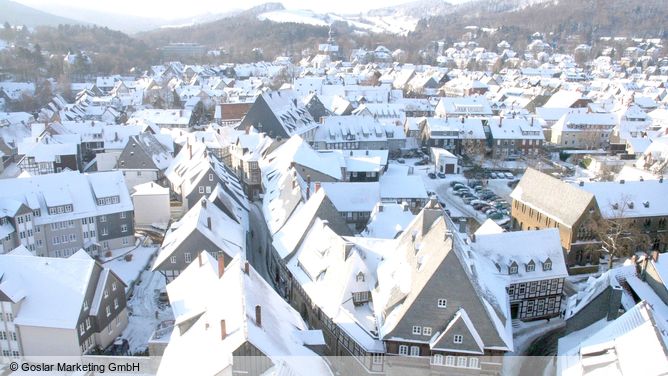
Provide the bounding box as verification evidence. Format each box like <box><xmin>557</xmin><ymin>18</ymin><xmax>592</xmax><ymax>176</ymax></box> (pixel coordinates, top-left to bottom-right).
<box><xmin>96</xmin><ymin>151</ymin><xmax>122</xmax><ymax>171</ymax></box>
<box><xmin>132</xmin><ymin>193</ymin><xmax>170</xmax><ymax>227</ymax></box>
<box><xmin>19</xmin><ymin>325</ymin><xmax>80</xmax><ymax>357</ymax></box>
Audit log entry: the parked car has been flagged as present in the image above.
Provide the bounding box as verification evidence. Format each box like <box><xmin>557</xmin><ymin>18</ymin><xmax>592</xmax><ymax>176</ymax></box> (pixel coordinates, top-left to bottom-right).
<box><xmin>504</xmin><ymin>172</ymin><xmax>514</xmax><ymax>179</ymax></box>
<box><xmin>462</xmin><ymin>196</ymin><xmax>476</xmax><ymax>204</ymax></box>
<box><xmin>397</xmin><ymin>158</ymin><xmax>405</xmax><ymax>164</ymax></box>
<box><xmin>437</xmin><ymin>172</ymin><xmax>446</xmax><ymax>179</ymax></box>
<box><xmin>489</xmin><ymin>172</ymin><xmax>498</xmax><ymax>179</ymax></box>
<box><xmin>487</xmin><ymin>211</ymin><xmax>505</xmax><ymax>219</ymax></box>
<box><xmin>450</xmin><ymin>181</ymin><xmax>464</xmax><ymax>187</ymax></box>
<box><xmin>428</xmin><ymin>172</ymin><xmax>436</xmax><ymax>179</ymax></box>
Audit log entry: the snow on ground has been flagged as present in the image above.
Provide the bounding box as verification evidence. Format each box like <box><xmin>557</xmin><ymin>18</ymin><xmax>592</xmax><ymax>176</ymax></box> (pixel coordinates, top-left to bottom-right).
<box><xmin>257</xmin><ymin>10</ymin><xmax>329</xmax><ymax>27</ymax></box>
<box><xmin>503</xmin><ymin>318</ymin><xmax>565</xmax><ymax>375</ymax></box>
<box><xmin>101</xmin><ymin>238</ymin><xmax>173</xmax><ymax>354</ymax></box>
<box><xmin>101</xmin><ymin>239</ymin><xmax>159</xmax><ymax>289</ymax></box>
<box><xmin>121</xmin><ymin>267</ymin><xmax>173</xmax><ymax>354</ymax></box>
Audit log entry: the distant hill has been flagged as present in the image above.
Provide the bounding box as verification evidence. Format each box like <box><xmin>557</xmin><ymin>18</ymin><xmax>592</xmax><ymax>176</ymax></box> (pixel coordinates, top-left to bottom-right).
<box><xmin>0</xmin><ymin>0</ymin><xmax>85</xmax><ymax>27</ymax></box>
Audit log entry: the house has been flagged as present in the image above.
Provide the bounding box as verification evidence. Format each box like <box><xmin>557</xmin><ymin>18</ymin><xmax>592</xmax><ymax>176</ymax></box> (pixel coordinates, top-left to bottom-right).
<box><xmin>320</xmin><ymin>182</ymin><xmax>379</xmax><ymax>230</ymax></box>
<box><xmin>115</xmin><ymin>133</ymin><xmax>173</xmax><ymax>189</ymax></box>
<box><xmin>430</xmin><ymin>147</ymin><xmax>459</xmax><ymax>174</ymax></box>
<box><xmin>0</xmin><ymin>171</ymin><xmax>134</xmax><ymax>257</ymax></box>
<box><xmin>313</xmin><ymin>116</ymin><xmax>390</xmax><ymax>151</ymax></box>
<box><xmin>510</xmin><ymin>168</ymin><xmax>600</xmax><ymax>268</ymax></box>
<box><xmin>577</xmin><ymin>179</ymin><xmax>668</xmax><ymax>252</ymax></box>
<box><xmin>0</xmin><ymin>247</ymin><xmax>128</xmax><ymax>358</ymax></box>
<box><xmin>558</xmin><ymin>300</ymin><xmax>668</xmax><ymax>376</ymax></box>
<box><xmin>156</xmin><ymin>254</ymin><xmax>331</xmax><ymax>376</ymax></box>
<box><xmin>418</xmin><ymin>117</ymin><xmax>487</xmax><ymax>156</ymax></box>
<box><xmin>239</xmin><ymin>90</ymin><xmax>318</xmax><ymax>142</ymax></box>
<box><xmin>487</xmin><ymin>116</ymin><xmax>545</xmax><ymax>158</ymax></box>
<box><xmin>229</xmin><ymin>128</ymin><xmax>273</xmax><ymax>200</ymax></box>
<box><xmin>152</xmin><ymin>195</ymin><xmax>245</xmax><ymax>282</ymax></box>
<box><xmin>550</xmin><ymin>112</ymin><xmax>616</xmax><ymax>149</ymax></box>
<box><xmin>282</xmin><ymin>200</ymin><xmax>513</xmax><ymax>375</ymax></box>
<box><xmin>379</xmin><ymin>174</ymin><xmax>429</xmax><ymax>211</ymax></box>
<box><xmin>471</xmin><ymin>223</ymin><xmax>568</xmax><ymax>320</ymax></box>
<box><xmin>129</xmin><ymin>109</ymin><xmax>192</xmax><ymax>129</ymax></box>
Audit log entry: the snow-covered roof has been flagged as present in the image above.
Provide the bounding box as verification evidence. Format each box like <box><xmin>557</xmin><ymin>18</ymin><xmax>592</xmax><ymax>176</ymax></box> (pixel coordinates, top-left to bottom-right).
<box><xmin>0</xmin><ymin>249</ymin><xmax>96</xmax><ymax>329</ymax></box>
<box><xmin>0</xmin><ymin>171</ymin><xmax>132</xmax><ymax>225</ymax></box>
<box><xmin>362</xmin><ymin>202</ymin><xmax>415</xmax><ymax>239</ymax></box>
<box><xmin>472</xmin><ymin>228</ymin><xmax>568</xmax><ymax>283</ymax></box>
<box><xmin>379</xmin><ymin>175</ymin><xmax>428</xmax><ymax>200</ymax></box>
<box><xmin>159</xmin><ymin>254</ymin><xmax>332</xmax><ymax>376</ymax></box>
<box><xmin>321</xmin><ymin>182</ymin><xmax>380</xmax><ymax>212</ymax></box>
<box><xmin>487</xmin><ymin>117</ymin><xmax>545</xmax><ymax>140</ymax></box>
<box><xmin>577</xmin><ymin>179</ymin><xmax>668</xmax><ymax>219</ymax></box>
<box><xmin>153</xmin><ymin>198</ymin><xmax>244</xmax><ymax>270</ymax></box>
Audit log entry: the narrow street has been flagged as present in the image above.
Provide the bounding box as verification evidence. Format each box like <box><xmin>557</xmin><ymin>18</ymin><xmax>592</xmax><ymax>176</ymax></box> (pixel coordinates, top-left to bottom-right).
<box><xmin>247</xmin><ymin>200</ymin><xmax>275</xmax><ymax>289</ymax></box>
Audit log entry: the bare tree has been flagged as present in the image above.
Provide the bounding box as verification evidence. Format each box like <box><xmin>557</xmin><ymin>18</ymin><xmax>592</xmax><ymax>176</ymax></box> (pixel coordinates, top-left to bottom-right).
<box><xmin>591</xmin><ymin>194</ymin><xmax>650</xmax><ymax>270</ymax></box>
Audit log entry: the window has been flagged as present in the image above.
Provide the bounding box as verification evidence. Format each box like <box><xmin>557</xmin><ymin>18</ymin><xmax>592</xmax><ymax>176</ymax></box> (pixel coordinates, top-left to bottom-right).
<box><xmin>83</xmin><ymin>300</ymin><xmax>89</xmax><ymax>310</ymax></box>
<box><xmin>170</xmin><ymin>256</ymin><xmax>177</xmax><ymax>264</ymax></box>
<box><xmin>199</xmin><ymin>186</ymin><xmax>205</xmax><ymax>194</ymax></box>
<box><xmin>106</xmin><ymin>306</ymin><xmax>111</xmax><ymax>317</ymax></box>
<box><xmin>120</xmin><ymin>212</ymin><xmax>126</xmax><ymax>219</ymax></box>
<box><xmin>12</xmin><ymin>351</ymin><xmax>19</xmax><ymax>358</ymax></box>
<box><xmin>0</xmin><ymin>331</ymin><xmax>5</xmax><ymax>340</ymax></box>
<box><xmin>114</xmin><ymin>298</ymin><xmax>119</xmax><ymax>309</ymax></box>
<box><xmin>372</xmin><ymin>353</ymin><xmax>383</xmax><ymax>364</ymax></box>
<box><xmin>509</xmin><ymin>265</ymin><xmax>518</xmax><ymax>274</ymax></box>
<box><xmin>86</xmin><ymin>318</ymin><xmax>91</xmax><ymax>329</ymax></box>
<box><xmin>412</xmin><ymin>326</ymin><xmax>422</xmax><ymax>335</ymax></box>
<box><xmin>101</xmin><ymin>228</ymin><xmax>108</xmax><ymax>236</ymax></box>
<box><xmin>112</xmin><ymin>282</ymin><xmax>117</xmax><ymax>291</ymax></box>
<box><xmin>137</xmin><ymin>171</ymin><xmax>142</xmax><ymax>177</ymax></box>
<box><xmin>100</xmin><ymin>215</ymin><xmax>107</xmax><ymax>223</ymax></box>
<box><xmin>104</xmin><ymin>289</ymin><xmax>109</xmax><ymax>298</ymax></box>
<box><xmin>398</xmin><ymin>345</ymin><xmax>408</xmax><ymax>355</ymax></box>
<box><xmin>432</xmin><ymin>354</ymin><xmax>443</xmax><ymax>365</ymax></box>
<box><xmin>209</xmin><ymin>173</ymin><xmax>214</xmax><ymax>181</ymax></box>
<box><xmin>409</xmin><ymin>346</ymin><xmax>420</xmax><ymax>357</ymax></box>
<box><xmin>205</xmin><ymin>186</ymin><xmax>211</xmax><ymax>194</ymax></box>
<box><xmin>453</xmin><ymin>335</ymin><xmax>463</xmax><ymax>344</ymax></box>
<box><xmin>423</xmin><ymin>327</ymin><xmax>432</xmax><ymax>336</ymax></box>
<box><xmin>121</xmin><ymin>224</ymin><xmax>128</xmax><ymax>232</ymax></box>
<box><xmin>122</xmin><ymin>237</ymin><xmax>129</xmax><ymax>245</ymax></box>
<box><xmin>108</xmin><ymin>323</ymin><xmax>113</xmax><ymax>334</ymax></box>
<box><xmin>457</xmin><ymin>356</ymin><xmax>467</xmax><ymax>367</ymax></box>
<box><xmin>469</xmin><ymin>357</ymin><xmax>479</xmax><ymax>369</ymax></box>
<box><xmin>526</xmin><ymin>263</ymin><xmax>535</xmax><ymax>272</ymax></box>
<box><xmin>116</xmin><ymin>316</ymin><xmax>120</xmax><ymax>327</ymax></box>
<box><xmin>185</xmin><ymin>252</ymin><xmax>192</xmax><ymax>263</ymax></box>
<box><xmin>437</xmin><ymin>299</ymin><xmax>447</xmax><ymax>308</ymax></box>
<box><xmin>543</xmin><ymin>261</ymin><xmax>552</xmax><ymax>271</ymax></box>
<box><xmin>79</xmin><ymin>323</ymin><xmax>85</xmax><ymax>335</ymax></box>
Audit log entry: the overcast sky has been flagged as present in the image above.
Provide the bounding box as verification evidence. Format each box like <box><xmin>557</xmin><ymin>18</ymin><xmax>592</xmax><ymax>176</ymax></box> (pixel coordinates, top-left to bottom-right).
<box><xmin>16</xmin><ymin>0</ymin><xmax>469</xmax><ymax>19</ymax></box>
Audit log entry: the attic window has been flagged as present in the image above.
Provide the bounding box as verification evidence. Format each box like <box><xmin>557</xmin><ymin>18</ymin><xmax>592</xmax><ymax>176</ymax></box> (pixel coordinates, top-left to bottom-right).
<box><xmin>526</xmin><ymin>261</ymin><xmax>535</xmax><ymax>272</ymax></box>
<box><xmin>352</xmin><ymin>291</ymin><xmax>370</xmax><ymax>306</ymax></box>
<box><xmin>356</xmin><ymin>272</ymin><xmax>365</xmax><ymax>282</ymax></box>
<box><xmin>509</xmin><ymin>265</ymin><xmax>518</xmax><ymax>274</ymax></box>
<box><xmin>543</xmin><ymin>261</ymin><xmax>552</xmax><ymax>271</ymax></box>
<box><xmin>627</xmin><ymin>202</ymin><xmax>634</xmax><ymax>209</ymax></box>
<box><xmin>643</xmin><ymin>201</ymin><xmax>650</xmax><ymax>208</ymax></box>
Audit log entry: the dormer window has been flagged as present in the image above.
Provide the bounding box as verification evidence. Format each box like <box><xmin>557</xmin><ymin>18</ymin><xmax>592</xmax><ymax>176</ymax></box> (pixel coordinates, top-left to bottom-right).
<box><xmin>526</xmin><ymin>260</ymin><xmax>535</xmax><ymax>272</ymax></box>
<box><xmin>509</xmin><ymin>262</ymin><xmax>518</xmax><ymax>275</ymax></box>
<box><xmin>356</xmin><ymin>272</ymin><xmax>365</xmax><ymax>282</ymax></box>
<box><xmin>543</xmin><ymin>261</ymin><xmax>552</xmax><ymax>271</ymax></box>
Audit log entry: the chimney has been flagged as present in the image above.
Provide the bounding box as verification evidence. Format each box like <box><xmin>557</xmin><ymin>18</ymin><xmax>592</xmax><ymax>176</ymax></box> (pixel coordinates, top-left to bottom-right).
<box><xmin>245</xmin><ymin>126</ymin><xmax>250</xmax><ymax>135</ymax></box>
<box><xmin>378</xmin><ymin>204</ymin><xmax>384</xmax><ymax>212</ymax></box>
<box><xmin>218</xmin><ymin>253</ymin><xmax>225</xmax><ymax>278</ymax></box>
<box><xmin>220</xmin><ymin>319</ymin><xmax>227</xmax><ymax>340</ymax></box>
<box><xmin>343</xmin><ymin>242</ymin><xmax>354</xmax><ymax>259</ymax></box>
<box><xmin>255</xmin><ymin>305</ymin><xmax>262</xmax><ymax>327</ymax></box>
<box><xmin>579</xmin><ymin>181</ymin><xmax>584</xmax><ymax>186</ymax></box>
<box><xmin>198</xmin><ymin>252</ymin><xmax>203</xmax><ymax>266</ymax></box>
<box><xmin>461</xmin><ymin>116</ymin><xmax>465</xmax><ymax>124</ymax></box>
<box><xmin>306</xmin><ymin>175</ymin><xmax>311</xmax><ymax>199</ymax></box>
<box><xmin>458</xmin><ymin>218</ymin><xmax>467</xmax><ymax>234</ymax></box>
<box><xmin>365</xmin><ymin>150</ymin><xmax>369</xmax><ymax>155</ymax></box>
<box><xmin>244</xmin><ymin>260</ymin><xmax>250</xmax><ymax>274</ymax></box>
<box><xmin>189</xmin><ymin>144</ymin><xmax>193</xmax><ymax>160</ymax></box>
<box><xmin>531</xmin><ymin>117</ymin><xmax>534</xmax><ymax>127</ymax></box>
<box><xmin>651</xmin><ymin>250</ymin><xmax>660</xmax><ymax>262</ymax></box>
<box><xmin>620</xmin><ymin>179</ymin><xmax>625</xmax><ymax>184</ymax></box>
<box><xmin>207</xmin><ymin>217</ymin><xmax>212</xmax><ymax>230</ymax></box>
<box><xmin>202</xmin><ymin>199</ymin><xmax>207</xmax><ymax>208</ymax></box>
<box><xmin>471</xmin><ymin>233</ymin><xmax>476</xmax><ymax>243</ymax></box>
<box><xmin>660</xmin><ymin>177</ymin><xmax>664</xmax><ymax>183</ymax></box>
<box><xmin>315</xmin><ymin>182</ymin><xmax>321</xmax><ymax>193</ymax></box>
<box><xmin>499</xmin><ymin>117</ymin><xmax>503</xmax><ymax>127</ymax></box>
<box><xmin>403</xmin><ymin>203</ymin><xmax>409</xmax><ymax>212</ymax></box>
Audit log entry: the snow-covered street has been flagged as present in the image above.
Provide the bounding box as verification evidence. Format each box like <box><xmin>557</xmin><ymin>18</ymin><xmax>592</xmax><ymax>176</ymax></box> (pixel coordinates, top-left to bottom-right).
<box><xmin>101</xmin><ymin>238</ymin><xmax>174</xmax><ymax>355</ymax></box>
